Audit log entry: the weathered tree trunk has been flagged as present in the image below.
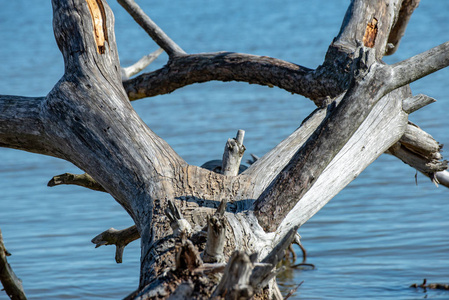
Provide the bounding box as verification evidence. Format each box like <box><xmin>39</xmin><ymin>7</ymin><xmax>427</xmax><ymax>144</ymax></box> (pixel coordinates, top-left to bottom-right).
<box><xmin>1</xmin><ymin>0</ymin><xmax>448</xmax><ymax>299</ymax></box>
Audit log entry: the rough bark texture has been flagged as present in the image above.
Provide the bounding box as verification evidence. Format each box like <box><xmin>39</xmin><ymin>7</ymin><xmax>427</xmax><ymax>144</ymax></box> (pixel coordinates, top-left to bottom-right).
<box><xmin>1</xmin><ymin>0</ymin><xmax>448</xmax><ymax>299</ymax></box>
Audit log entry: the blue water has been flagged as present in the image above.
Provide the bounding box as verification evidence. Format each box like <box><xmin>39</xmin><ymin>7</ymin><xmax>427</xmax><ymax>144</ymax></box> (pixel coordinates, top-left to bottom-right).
<box><xmin>0</xmin><ymin>1</ymin><xmax>448</xmax><ymax>299</ymax></box>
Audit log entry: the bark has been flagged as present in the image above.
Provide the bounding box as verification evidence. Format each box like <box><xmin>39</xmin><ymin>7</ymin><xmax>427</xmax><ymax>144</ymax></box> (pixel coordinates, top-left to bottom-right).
<box><xmin>1</xmin><ymin>0</ymin><xmax>448</xmax><ymax>299</ymax></box>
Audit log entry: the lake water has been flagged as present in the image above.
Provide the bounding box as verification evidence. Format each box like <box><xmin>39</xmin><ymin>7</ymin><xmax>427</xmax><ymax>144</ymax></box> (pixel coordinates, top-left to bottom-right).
<box><xmin>0</xmin><ymin>1</ymin><xmax>448</xmax><ymax>299</ymax></box>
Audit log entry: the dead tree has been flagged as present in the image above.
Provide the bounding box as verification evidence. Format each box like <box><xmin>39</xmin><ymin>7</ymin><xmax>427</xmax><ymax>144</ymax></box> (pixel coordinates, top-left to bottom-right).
<box><xmin>1</xmin><ymin>0</ymin><xmax>448</xmax><ymax>299</ymax></box>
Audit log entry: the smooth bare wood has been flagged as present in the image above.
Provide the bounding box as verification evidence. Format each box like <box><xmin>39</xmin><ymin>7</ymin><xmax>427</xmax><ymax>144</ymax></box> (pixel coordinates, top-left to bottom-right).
<box><xmin>391</xmin><ymin>41</ymin><xmax>449</xmax><ymax>89</ymax></box>
<box><xmin>401</xmin><ymin>123</ymin><xmax>443</xmax><ymax>160</ymax></box>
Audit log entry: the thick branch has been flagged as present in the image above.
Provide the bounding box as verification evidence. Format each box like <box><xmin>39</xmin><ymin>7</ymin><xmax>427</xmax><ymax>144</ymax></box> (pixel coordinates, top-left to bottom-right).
<box><xmin>0</xmin><ymin>229</ymin><xmax>27</xmax><ymax>300</ymax></box>
<box><xmin>123</xmin><ymin>52</ymin><xmax>316</xmax><ymax>100</ymax></box>
<box><xmin>335</xmin><ymin>0</ymin><xmax>402</xmax><ymax>59</ymax></box>
<box><xmin>124</xmin><ymin>0</ymin><xmax>407</xmax><ymax>105</ymax></box>
<box><xmin>402</xmin><ymin>94</ymin><xmax>436</xmax><ymax>114</ymax></box>
<box><xmin>0</xmin><ymin>96</ymin><xmax>58</xmax><ymax>157</ymax></box>
<box><xmin>253</xmin><ymin>52</ymin><xmax>401</xmax><ymax>232</ymax></box>
<box><xmin>117</xmin><ymin>0</ymin><xmax>185</xmax><ymax>57</ymax></box>
<box><xmin>48</xmin><ymin>0</ymin><xmax>187</xmax><ymax>225</ymax></box>
<box><xmin>271</xmin><ymin>86</ymin><xmax>409</xmax><ymax>237</ymax></box>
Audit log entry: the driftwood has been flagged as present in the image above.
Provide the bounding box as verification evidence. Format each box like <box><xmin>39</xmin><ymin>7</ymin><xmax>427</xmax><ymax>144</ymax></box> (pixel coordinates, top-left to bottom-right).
<box><xmin>1</xmin><ymin>0</ymin><xmax>449</xmax><ymax>299</ymax></box>
<box><xmin>0</xmin><ymin>229</ymin><xmax>27</xmax><ymax>300</ymax></box>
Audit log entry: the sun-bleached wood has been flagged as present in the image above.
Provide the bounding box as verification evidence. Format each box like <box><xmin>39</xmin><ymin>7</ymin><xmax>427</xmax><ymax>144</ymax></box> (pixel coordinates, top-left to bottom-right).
<box><xmin>0</xmin><ymin>0</ymin><xmax>448</xmax><ymax>298</ymax></box>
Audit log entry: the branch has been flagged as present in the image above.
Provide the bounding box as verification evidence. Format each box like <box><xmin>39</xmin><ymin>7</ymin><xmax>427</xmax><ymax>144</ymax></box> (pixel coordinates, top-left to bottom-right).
<box><xmin>385</xmin><ymin>0</ymin><xmax>421</xmax><ymax>56</ymax></box>
<box><xmin>121</xmin><ymin>48</ymin><xmax>164</xmax><ymax>80</ymax></box>
<box><xmin>254</xmin><ymin>52</ymin><xmax>409</xmax><ymax>232</ymax></box>
<box><xmin>47</xmin><ymin>173</ymin><xmax>106</xmax><ymax>192</ymax></box>
<box><xmin>0</xmin><ymin>96</ymin><xmax>57</xmax><ymax>157</ymax></box>
<box><xmin>123</xmin><ymin>0</ymin><xmax>410</xmax><ymax>106</ymax></box>
<box><xmin>391</xmin><ymin>41</ymin><xmax>449</xmax><ymax>89</ymax></box>
<box><xmin>335</xmin><ymin>0</ymin><xmax>403</xmax><ymax>59</ymax></box>
<box><xmin>123</xmin><ymin>52</ymin><xmax>316</xmax><ymax>101</ymax></box>
<box><xmin>402</xmin><ymin>94</ymin><xmax>436</xmax><ymax>114</ymax></box>
<box><xmin>117</xmin><ymin>0</ymin><xmax>186</xmax><ymax>57</ymax></box>
<box><xmin>91</xmin><ymin>226</ymin><xmax>140</xmax><ymax>263</ymax></box>
<box><xmin>0</xmin><ymin>228</ymin><xmax>27</xmax><ymax>300</ymax></box>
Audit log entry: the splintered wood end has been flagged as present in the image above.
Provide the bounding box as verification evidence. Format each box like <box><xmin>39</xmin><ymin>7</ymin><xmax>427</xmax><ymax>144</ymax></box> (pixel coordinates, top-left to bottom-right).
<box><xmin>85</xmin><ymin>0</ymin><xmax>108</xmax><ymax>54</ymax></box>
<box><xmin>363</xmin><ymin>17</ymin><xmax>378</xmax><ymax>48</ymax></box>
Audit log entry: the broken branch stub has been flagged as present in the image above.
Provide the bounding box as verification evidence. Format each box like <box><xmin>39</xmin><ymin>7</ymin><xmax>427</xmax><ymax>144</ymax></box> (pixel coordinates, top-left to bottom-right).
<box><xmin>221</xmin><ymin>130</ymin><xmax>246</xmax><ymax>176</ymax></box>
<box><xmin>47</xmin><ymin>172</ymin><xmax>106</xmax><ymax>192</ymax></box>
<box><xmin>91</xmin><ymin>226</ymin><xmax>140</xmax><ymax>263</ymax></box>
<box><xmin>164</xmin><ymin>200</ymin><xmax>192</xmax><ymax>236</ymax></box>
<box><xmin>202</xmin><ymin>199</ymin><xmax>227</xmax><ymax>263</ymax></box>
<box><xmin>212</xmin><ymin>251</ymin><xmax>254</xmax><ymax>300</ymax></box>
